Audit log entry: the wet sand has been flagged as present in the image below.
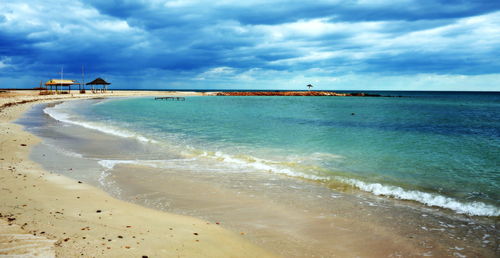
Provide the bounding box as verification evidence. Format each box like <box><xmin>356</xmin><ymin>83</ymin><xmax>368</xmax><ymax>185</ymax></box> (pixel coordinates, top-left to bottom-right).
<box><xmin>0</xmin><ymin>90</ymin><xmax>272</xmax><ymax>257</ymax></box>
<box><xmin>20</xmin><ymin>96</ymin><xmax>500</xmax><ymax>257</ymax></box>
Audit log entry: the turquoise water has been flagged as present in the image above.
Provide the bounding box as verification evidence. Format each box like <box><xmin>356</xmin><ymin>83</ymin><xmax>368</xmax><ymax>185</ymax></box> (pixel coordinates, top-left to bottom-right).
<box><xmin>44</xmin><ymin>92</ymin><xmax>500</xmax><ymax>216</ymax></box>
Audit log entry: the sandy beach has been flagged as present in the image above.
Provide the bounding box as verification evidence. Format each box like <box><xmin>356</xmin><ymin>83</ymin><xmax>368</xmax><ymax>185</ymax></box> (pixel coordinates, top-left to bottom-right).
<box><xmin>0</xmin><ymin>90</ymin><xmax>272</xmax><ymax>257</ymax></box>
<box><xmin>1</xmin><ymin>90</ymin><xmax>498</xmax><ymax>258</ymax></box>
<box><xmin>2</xmin><ymin>1</ymin><xmax>499</xmax><ymax>256</ymax></box>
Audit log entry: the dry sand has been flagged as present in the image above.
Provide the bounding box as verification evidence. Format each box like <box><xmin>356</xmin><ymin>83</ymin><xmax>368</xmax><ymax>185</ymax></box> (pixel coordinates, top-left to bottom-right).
<box><xmin>0</xmin><ymin>90</ymin><xmax>273</xmax><ymax>257</ymax></box>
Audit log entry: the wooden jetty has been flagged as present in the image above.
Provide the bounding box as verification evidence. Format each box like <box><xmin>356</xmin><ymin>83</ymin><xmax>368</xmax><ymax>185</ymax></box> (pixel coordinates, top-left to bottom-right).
<box><xmin>154</xmin><ymin>97</ymin><xmax>186</xmax><ymax>101</ymax></box>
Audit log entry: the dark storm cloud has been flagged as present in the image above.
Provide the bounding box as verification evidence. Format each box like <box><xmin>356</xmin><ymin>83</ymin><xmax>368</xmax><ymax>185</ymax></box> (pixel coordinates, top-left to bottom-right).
<box><xmin>1</xmin><ymin>0</ymin><xmax>499</xmax><ymax>89</ymax></box>
<box><xmin>85</xmin><ymin>0</ymin><xmax>500</xmax><ymax>25</ymax></box>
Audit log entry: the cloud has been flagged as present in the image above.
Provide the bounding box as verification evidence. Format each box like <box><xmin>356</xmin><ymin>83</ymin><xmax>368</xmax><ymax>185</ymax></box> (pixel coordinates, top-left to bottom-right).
<box><xmin>0</xmin><ymin>57</ymin><xmax>11</xmax><ymax>69</ymax></box>
<box><xmin>0</xmin><ymin>0</ymin><xmax>499</xmax><ymax>90</ymax></box>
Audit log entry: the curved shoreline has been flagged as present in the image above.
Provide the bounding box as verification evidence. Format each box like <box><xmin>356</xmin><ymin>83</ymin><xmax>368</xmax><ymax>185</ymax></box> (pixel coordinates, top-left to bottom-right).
<box><xmin>41</xmin><ymin>96</ymin><xmax>499</xmax><ymax>217</ymax></box>
<box><xmin>0</xmin><ymin>91</ymin><xmax>273</xmax><ymax>257</ymax></box>
<box><xmin>2</xmin><ymin>90</ymin><xmax>498</xmax><ymax>257</ymax></box>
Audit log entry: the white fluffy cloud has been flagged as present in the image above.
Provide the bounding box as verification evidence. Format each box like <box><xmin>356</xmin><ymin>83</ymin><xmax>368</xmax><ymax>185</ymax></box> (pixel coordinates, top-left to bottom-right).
<box><xmin>1</xmin><ymin>0</ymin><xmax>499</xmax><ymax>90</ymax></box>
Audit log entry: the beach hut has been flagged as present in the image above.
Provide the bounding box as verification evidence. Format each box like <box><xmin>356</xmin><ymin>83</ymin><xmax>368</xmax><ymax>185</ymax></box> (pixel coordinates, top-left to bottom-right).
<box><xmin>86</xmin><ymin>78</ymin><xmax>111</xmax><ymax>93</ymax></box>
<box><xmin>44</xmin><ymin>79</ymin><xmax>79</xmax><ymax>94</ymax></box>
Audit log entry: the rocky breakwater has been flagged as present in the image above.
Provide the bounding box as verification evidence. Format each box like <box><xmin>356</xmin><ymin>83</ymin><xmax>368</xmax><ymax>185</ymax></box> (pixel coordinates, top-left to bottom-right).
<box><xmin>215</xmin><ymin>91</ymin><xmax>385</xmax><ymax>97</ymax></box>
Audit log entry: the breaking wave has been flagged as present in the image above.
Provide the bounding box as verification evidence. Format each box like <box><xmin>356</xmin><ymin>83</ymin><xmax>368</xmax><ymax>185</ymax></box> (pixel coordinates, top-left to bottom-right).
<box><xmin>44</xmin><ymin>100</ymin><xmax>500</xmax><ymax>217</ymax></box>
<box><xmin>339</xmin><ymin>179</ymin><xmax>500</xmax><ymax>217</ymax></box>
<box><xmin>97</xmin><ymin>151</ymin><xmax>500</xmax><ymax>217</ymax></box>
<box><xmin>43</xmin><ymin>103</ymin><xmax>156</xmax><ymax>143</ymax></box>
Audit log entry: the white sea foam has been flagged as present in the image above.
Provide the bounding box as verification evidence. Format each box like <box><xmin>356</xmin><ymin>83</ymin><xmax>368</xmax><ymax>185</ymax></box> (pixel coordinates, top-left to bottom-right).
<box><xmin>209</xmin><ymin>151</ymin><xmax>329</xmax><ymax>181</ymax></box>
<box><xmin>45</xmin><ymin>101</ymin><xmax>499</xmax><ymax>217</ymax></box>
<box><xmin>97</xmin><ymin>150</ymin><xmax>500</xmax><ymax>217</ymax></box>
<box><xmin>97</xmin><ymin>159</ymin><xmax>163</xmax><ymax>197</ymax></box>
<box><xmin>43</xmin><ymin>142</ymin><xmax>83</xmax><ymax>158</ymax></box>
<box><xmin>96</xmin><ymin>146</ymin><xmax>500</xmax><ymax>217</ymax></box>
<box><xmin>191</xmin><ymin>149</ymin><xmax>499</xmax><ymax>216</ymax></box>
<box><xmin>98</xmin><ymin>160</ymin><xmax>143</xmax><ymax>170</ymax></box>
<box><xmin>308</xmin><ymin>152</ymin><xmax>345</xmax><ymax>160</ymax></box>
<box><xmin>340</xmin><ymin>178</ymin><xmax>500</xmax><ymax>217</ymax></box>
<box><xmin>197</xmin><ymin>149</ymin><xmax>500</xmax><ymax>217</ymax></box>
<box><xmin>97</xmin><ymin>159</ymin><xmax>196</xmax><ymax>171</ymax></box>
<box><xmin>43</xmin><ymin>103</ymin><xmax>156</xmax><ymax>143</ymax></box>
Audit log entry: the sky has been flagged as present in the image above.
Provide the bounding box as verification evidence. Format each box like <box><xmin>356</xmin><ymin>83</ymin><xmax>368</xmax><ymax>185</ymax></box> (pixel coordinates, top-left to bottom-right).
<box><xmin>1</xmin><ymin>0</ymin><xmax>500</xmax><ymax>91</ymax></box>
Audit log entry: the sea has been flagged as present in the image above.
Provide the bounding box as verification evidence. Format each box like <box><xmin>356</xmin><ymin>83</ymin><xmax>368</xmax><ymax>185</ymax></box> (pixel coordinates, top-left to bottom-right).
<box><xmin>17</xmin><ymin>91</ymin><xmax>500</xmax><ymax>257</ymax></box>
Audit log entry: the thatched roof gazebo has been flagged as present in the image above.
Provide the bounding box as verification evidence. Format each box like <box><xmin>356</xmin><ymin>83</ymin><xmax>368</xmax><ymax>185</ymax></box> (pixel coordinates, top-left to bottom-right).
<box><xmin>86</xmin><ymin>77</ymin><xmax>111</xmax><ymax>93</ymax></box>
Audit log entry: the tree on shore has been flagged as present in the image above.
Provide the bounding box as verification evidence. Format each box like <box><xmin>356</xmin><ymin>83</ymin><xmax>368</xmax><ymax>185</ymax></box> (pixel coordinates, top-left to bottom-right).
<box><xmin>307</xmin><ymin>84</ymin><xmax>313</xmax><ymax>91</ymax></box>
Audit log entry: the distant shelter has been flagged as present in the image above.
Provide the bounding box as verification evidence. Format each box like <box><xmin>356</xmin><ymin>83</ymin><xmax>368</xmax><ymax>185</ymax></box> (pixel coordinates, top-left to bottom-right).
<box><xmin>86</xmin><ymin>78</ymin><xmax>111</xmax><ymax>93</ymax></box>
<box><xmin>44</xmin><ymin>79</ymin><xmax>79</xmax><ymax>93</ymax></box>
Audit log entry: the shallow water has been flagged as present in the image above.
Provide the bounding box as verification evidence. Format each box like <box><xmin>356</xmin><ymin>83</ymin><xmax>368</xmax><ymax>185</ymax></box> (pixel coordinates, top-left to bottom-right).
<box><xmin>17</xmin><ymin>95</ymin><xmax>500</xmax><ymax>257</ymax></box>
<box><xmin>41</xmin><ymin>93</ymin><xmax>500</xmax><ymax>216</ymax></box>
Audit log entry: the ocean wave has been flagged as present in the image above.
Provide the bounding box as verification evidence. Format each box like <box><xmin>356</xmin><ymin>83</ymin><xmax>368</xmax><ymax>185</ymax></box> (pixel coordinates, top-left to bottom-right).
<box><xmin>182</xmin><ymin>149</ymin><xmax>500</xmax><ymax>216</ymax></box>
<box><xmin>43</xmin><ymin>103</ymin><xmax>156</xmax><ymax>143</ymax></box>
<box><xmin>199</xmin><ymin>151</ymin><xmax>330</xmax><ymax>180</ymax></box>
<box><xmin>96</xmin><ymin>160</ymin><xmax>130</xmax><ymax>198</ymax></box>
<box><xmin>340</xmin><ymin>178</ymin><xmax>500</xmax><ymax>217</ymax></box>
<box><xmin>43</xmin><ymin>142</ymin><xmax>83</xmax><ymax>158</ymax></box>
<box><xmin>45</xmin><ymin>100</ymin><xmax>498</xmax><ymax>217</ymax></box>
<box><xmin>97</xmin><ymin>158</ymin><xmax>196</xmax><ymax>171</ymax></box>
<box><xmin>98</xmin><ymin>160</ymin><xmax>146</xmax><ymax>170</ymax></box>
<box><xmin>96</xmin><ymin>151</ymin><xmax>500</xmax><ymax>217</ymax></box>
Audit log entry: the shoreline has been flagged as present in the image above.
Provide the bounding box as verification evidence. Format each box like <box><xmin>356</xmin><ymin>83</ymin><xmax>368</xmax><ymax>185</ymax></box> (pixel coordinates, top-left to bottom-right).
<box><xmin>20</xmin><ymin>99</ymin><xmax>424</xmax><ymax>257</ymax></box>
<box><xmin>2</xmin><ymin>91</ymin><xmax>498</xmax><ymax>257</ymax></box>
<box><xmin>0</xmin><ymin>91</ymin><xmax>273</xmax><ymax>257</ymax></box>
